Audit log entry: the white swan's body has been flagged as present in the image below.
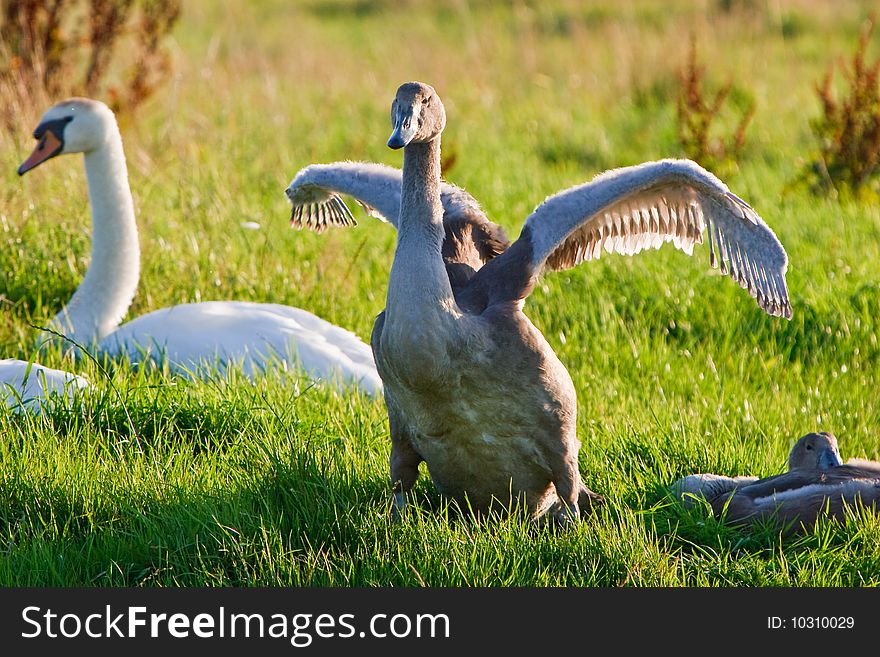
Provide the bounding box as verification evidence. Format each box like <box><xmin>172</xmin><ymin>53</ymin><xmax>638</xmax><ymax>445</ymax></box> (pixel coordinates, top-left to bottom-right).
<box><xmin>19</xmin><ymin>98</ymin><xmax>381</xmax><ymax>395</ymax></box>
<box><xmin>0</xmin><ymin>359</ymin><xmax>89</xmax><ymax>411</ymax></box>
<box><xmin>103</xmin><ymin>300</ymin><xmax>381</xmax><ymax>386</ymax></box>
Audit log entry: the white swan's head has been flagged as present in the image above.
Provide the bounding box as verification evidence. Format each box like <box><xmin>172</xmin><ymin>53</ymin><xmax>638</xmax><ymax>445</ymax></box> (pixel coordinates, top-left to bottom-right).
<box><xmin>18</xmin><ymin>98</ymin><xmax>116</xmax><ymax>175</ymax></box>
<box><xmin>788</xmin><ymin>431</ymin><xmax>843</xmax><ymax>471</ymax></box>
<box><xmin>387</xmin><ymin>81</ymin><xmax>446</xmax><ymax>150</ymax></box>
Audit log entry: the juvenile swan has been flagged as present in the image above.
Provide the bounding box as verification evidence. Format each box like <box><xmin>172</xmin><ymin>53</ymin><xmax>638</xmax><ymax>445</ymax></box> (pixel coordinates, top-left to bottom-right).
<box><xmin>673</xmin><ymin>432</ymin><xmax>880</xmax><ymax>529</ymax></box>
<box><xmin>368</xmin><ymin>82</ymin><xmax>791</xmax><ymax>523</ymax></box>
<box><xmin>18</xmin><ymin>98</ymin><xmax>380</xmax><ymax>394</ymax></box>
<box><xmin>672</xmin><ymin>431</ymin><xmax>844</xmax><ymax>503</ymax></box>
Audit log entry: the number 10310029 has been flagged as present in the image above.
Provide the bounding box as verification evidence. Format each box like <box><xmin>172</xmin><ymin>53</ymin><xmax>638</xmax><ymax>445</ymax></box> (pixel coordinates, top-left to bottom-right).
<box><xmin>768</xmin><ymin>616</ymin><xmax>854</xmax><ymax>630</ymax></box>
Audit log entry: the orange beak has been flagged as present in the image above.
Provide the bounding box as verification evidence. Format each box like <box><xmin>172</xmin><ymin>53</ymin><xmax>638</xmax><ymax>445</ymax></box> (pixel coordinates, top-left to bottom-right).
<box><xmin>18</xmin><ymin>130</ymin><xmax>63</xmax><ymax>175</ymax></box>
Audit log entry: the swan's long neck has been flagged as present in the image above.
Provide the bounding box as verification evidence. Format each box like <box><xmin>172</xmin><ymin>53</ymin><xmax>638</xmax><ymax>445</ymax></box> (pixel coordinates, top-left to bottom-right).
<box><xmin>386</xmin><ymin>138</ymin><xmax>456</xmax><ymax>322</ymax></box>
<box><xmin>51</xmin><ymin>125</ymin><xmax>139</xmax><ymax>346</ymax></box>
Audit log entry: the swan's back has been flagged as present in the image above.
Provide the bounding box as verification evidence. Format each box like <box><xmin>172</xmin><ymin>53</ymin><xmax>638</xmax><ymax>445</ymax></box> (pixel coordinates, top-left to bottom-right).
<box><xmin>100</xmin><ymin>301</ymin><xmax>381</xmax><ymax>395</ymax></box>
<box><xmin>0</xmin><ymin>359</ymin><xmax>89</xmax><ymax>411</ymax></box>
<box><xmin>712</xmin><ymin>467</ymin><xmax>880</xmax><ymax>529</ymax></box>
<box><xmin>442</xmin><ymin>205</ymin><xmax>511</xmax><ymax>292</ymax></box>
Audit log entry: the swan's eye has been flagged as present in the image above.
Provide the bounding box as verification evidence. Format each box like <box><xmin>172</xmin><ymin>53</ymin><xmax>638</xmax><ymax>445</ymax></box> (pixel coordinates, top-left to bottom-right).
<box><xmin>423</xmin><ymin>97</ymin><xmax>431</xmax><ymax>106</ymax></box>
<box><xmin>806</xmin><ymin>444</ymin><xmax>813</xmax><ymax>450</ymax></box>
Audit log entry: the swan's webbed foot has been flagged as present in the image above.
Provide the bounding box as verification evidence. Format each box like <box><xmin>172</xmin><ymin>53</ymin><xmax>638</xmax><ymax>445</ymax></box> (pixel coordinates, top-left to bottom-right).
<box><xmin>533</xmin><ymin>498</ymin><xmax>580</xmax><ymax>529</ymax></box>
<box><xmin>578</xmin><ymin>485</ymin><xmax>604</xmax><ymax>514</ymax></box>
<box><xmin>555</xmin><ymin>501</ymin><xmax>580</xmax><ymax>526</ymax></box>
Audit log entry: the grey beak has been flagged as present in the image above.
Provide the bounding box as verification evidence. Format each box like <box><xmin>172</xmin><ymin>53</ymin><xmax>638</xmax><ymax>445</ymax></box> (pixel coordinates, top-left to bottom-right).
<box><xmin>387</xmin><ymin>129</ymin><xmax>408</xmax><ymax>149</ymax></box>
<box><xmin>388</xmin><ymin>108</ymin><xmax>417</xmax><ymax>149</ymax></box>
<box><xmin>818</xmin><ymin>446</ymin><xmax>844</xmax><ymax>470</ymax></box>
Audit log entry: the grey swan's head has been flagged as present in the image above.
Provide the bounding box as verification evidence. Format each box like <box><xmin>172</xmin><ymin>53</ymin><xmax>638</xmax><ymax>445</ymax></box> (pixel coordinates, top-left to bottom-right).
<box><xmin>18</xmin><ymin>98</ymin><xmax>115</xmax><ymax>175</ymax></box>
<box><xmin>787</xmin><ymin>431</ymin><xmax>843</xmax><ymax>471</ymax></box>
<box><xmin>387</xmin><ymin>81</ymin><xmax>446</xmax><ymax>149</ymax></box>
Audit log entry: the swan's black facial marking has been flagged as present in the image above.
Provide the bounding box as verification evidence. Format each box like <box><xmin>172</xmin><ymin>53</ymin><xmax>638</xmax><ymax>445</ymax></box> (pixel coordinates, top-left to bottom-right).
<box><xmin>18</xmin><ymin>116</ymin><xmax>73</xmax><ymax>175</ymax></box>
<box><xmin>33</xmin><ymin>116</ymin><xmax>74</xmax><ymax>141</ymax></box>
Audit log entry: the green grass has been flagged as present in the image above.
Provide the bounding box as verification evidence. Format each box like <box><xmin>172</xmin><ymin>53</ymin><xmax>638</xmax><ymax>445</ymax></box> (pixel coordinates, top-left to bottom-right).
<box><xmin>2</xmin><ymin>0</ymin><xmax>880</xmax><ymax>586</ymax></box>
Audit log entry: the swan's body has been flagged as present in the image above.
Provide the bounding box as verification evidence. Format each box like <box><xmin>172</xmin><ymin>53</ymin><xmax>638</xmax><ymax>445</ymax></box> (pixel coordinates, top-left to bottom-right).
<box><xmin>0</xmin><ymin>359</ymin><xmax>89</xmax><ymax>411</ymax></box>
<box><xmin>289</xmin><ymin>82</ymin><xmax>792</xmax><ymax>523</ymax></box>
<box><xmin>19</xmin><ymin>98</ymin><xmax>380</xmax><ymax>395</ymax></box>
<box><xmin>673</xmin><ymin>432</ymin><xmax>880</xmax><ymax>529</ymax></box>
<box><xmin>374</xmin><ymin>82</ymin><xmax>602</xmax><ymax>522</ymax></box>
<box><xmin>102</xmin><ymin>301</ymin><xmax>381</xmax><ymax>385</ymax></box>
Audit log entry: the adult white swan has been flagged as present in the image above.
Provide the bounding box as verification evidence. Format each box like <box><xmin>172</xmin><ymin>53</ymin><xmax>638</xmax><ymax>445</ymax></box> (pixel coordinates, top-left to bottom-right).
<box><xmin>339</xmin><ymin>82</ymin><xmax>791</xmax><ymax>523</ymax></box>
<box><xmin>18</xmin><ymin>98</ymin><xmax>381</xmax><ymax>395</ymax></box>
<box><xmin>0</xmin><ymin>359</ymin><xmax>89</xmax><ymax>411</ymax></box>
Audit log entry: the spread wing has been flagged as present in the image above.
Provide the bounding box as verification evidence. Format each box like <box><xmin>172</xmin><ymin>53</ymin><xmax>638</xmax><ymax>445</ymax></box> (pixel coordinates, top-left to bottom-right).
<box><xmin>520</xmin><ymin>159</ymin><xmax>792</xmax><ymax>318</ymax></box>
<box><xmin>285</xmin><ymin>161</ymin><xmax>489</xmax><ymax>233</ymax></box>
<box><xmin>287</xmin><ymin>184</ymin><xmax>359</xmax><ymax>233</ymax></box>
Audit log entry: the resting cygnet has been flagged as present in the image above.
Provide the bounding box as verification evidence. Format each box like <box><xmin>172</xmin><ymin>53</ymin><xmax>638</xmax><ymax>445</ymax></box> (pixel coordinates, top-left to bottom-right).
<box><xmin>672</xmin><ymin>432</ymin><xmax>880</xmax><ymax>529</ymax></box>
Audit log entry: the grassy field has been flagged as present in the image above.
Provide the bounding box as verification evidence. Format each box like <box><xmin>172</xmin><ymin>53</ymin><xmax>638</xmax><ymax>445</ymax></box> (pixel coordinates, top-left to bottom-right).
<box><xmin>2</xmin><ymin>0</ymin><xmax>880</xmax><ymax>586</ymax></box>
